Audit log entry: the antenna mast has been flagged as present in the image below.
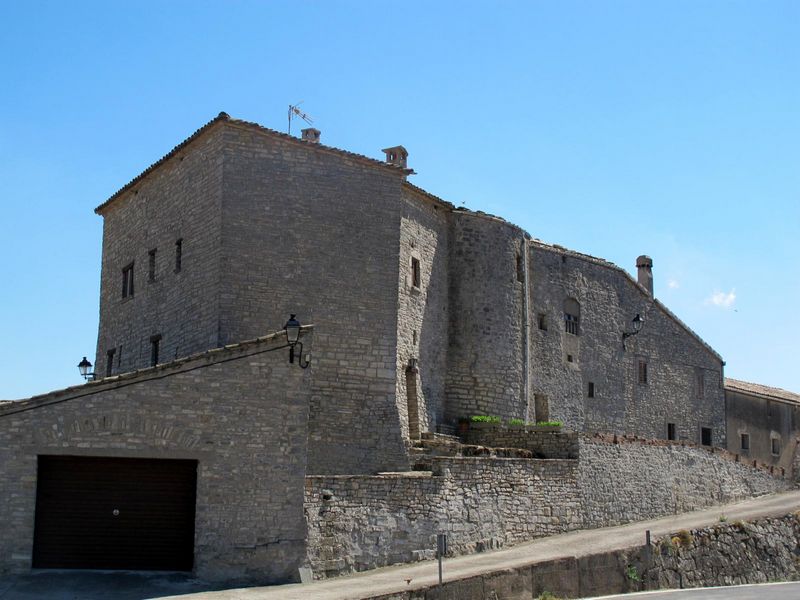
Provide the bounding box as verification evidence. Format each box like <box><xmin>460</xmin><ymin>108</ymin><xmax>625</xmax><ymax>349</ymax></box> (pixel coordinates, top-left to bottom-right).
<box><xmin>288</xmin><ymin>101</ymin><xmax>314</xmax><ymax>135</ymax></box>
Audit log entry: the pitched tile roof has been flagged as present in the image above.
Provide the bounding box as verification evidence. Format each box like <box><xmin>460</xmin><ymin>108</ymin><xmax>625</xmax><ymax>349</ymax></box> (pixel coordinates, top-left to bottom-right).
<box><xmin>95</xmin><ymin>112</ymin><xmax>413</xmax><ymax>215</ymax></box>
<box><xmin>725</xmin><ymin>378</ymin><xmax>800</xmax><ymax>405</ymax></box>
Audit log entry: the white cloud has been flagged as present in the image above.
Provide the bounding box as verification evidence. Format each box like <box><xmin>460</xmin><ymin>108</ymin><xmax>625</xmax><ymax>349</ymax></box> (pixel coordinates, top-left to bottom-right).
<box><xmin>667</xmin><ymin>279</ymin><xmax>680</xmax><ymax>289</ymax></box>
<box><xmin>705</xmin><ymin>289</ymin><xmax>736</xmax><ymax>309</ymax></box>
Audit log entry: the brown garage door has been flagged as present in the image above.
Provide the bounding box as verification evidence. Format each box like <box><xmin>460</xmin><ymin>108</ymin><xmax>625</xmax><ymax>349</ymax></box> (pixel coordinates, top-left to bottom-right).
<box><xmin>33</xmin><ymin>455</ymin><xmax>197</xmax><ymax>570</ymax></box>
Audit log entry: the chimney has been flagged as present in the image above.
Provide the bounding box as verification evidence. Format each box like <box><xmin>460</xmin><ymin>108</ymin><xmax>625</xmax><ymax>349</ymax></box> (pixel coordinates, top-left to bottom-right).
<box><xmin>636</xmin><ymin>255</ymin><xmax>653</xmax><ymax>295</ymax></box>
<box><xmin>382</xmin><ymin>145</ymin><xmax>408</xmax><ymax>169</ymax></box>
<box><xmin>301</xmin><ymin>128</ymin><xmax>321</xmax><ymax>143</ymax></box>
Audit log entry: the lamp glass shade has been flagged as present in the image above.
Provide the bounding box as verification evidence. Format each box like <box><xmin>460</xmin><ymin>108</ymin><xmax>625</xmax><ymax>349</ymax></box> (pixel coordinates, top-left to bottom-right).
<box><xmin>78</xmin><ymin>356</ymin><xmax>92</xmax><ymax>377</ymax></box>
<box><xmin>284</xmin><ymin>314</ymin><xmax>301</xmax><ymax>345</ymax></box>
<box><xmin>632</xmin><ymin>314</ymin><xmax>643</xmax><ymax>332</ymax></box>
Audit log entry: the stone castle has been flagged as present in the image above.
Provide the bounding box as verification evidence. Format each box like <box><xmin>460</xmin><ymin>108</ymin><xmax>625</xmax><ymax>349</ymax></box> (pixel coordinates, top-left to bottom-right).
<box><xmin>94</xmin><ymin>111</ymin><xmax>724</xmax><ymax>475</ymax></box>
<box><xmin>0</xmin><ymin>112</ymin><xmax>785</xmax><ymax>584</ymax></box>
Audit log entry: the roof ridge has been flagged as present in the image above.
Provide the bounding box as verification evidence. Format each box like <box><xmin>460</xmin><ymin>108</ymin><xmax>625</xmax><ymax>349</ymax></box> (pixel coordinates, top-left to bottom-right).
<box><xmin>95</xmin><ymin>112</ymin><xmax>412</xmax><ymax>214</ymax></box>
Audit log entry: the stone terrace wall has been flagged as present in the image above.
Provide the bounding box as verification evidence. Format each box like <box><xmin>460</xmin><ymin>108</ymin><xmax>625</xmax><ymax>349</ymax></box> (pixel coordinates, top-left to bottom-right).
<box><xmin>465</xmin><ymin>427</ymin><xmax>579</xmax><ymax>459</ymax></box>
<box><xmin>646</xmin><ymin>513</ymin><xmax>800</xmax><ymax>589</ymax></box>
<box><xmin>304</xmin><ymin>456</ymin><xmax>580</xmax><ymax>578</ymax></box>
<box><xmin>580</xmin><ymin>435</ymin><xmax>790</xmax><ymax>528</ymax></box>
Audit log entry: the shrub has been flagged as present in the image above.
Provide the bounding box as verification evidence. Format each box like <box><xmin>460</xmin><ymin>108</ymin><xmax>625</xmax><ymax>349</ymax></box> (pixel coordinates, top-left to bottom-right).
<box><xmin>626</xmin><ymin>564</ymin><xmax>641</xmax><ymax>582</ymax></box>
<box><xmin>535</xmin><ymin>420</ymin><xmax>563</xmax><ymax>427</ymax></box>
<box><xmin>509</xmin><ymin>418</ymin><xmax>525</xmax><ymax>426</ymax></box>
<box><xmin>538</xmin><ymin>593</ymin><xmax>561</xmax><ymax>600</ymax></box>
<box><xmin>719</xmin><ymin>514</ymin><xmax>728</xmax><ymax>522</ymax></box>
<box><xmin>470</xmin><ymin>415</ymin><xmax>502</xmax><ymax>424</ymax></box>
<box><xmin>676</xmin><ymin>529</ymin><xmax>694</xmax><ymax>547</ymax></box>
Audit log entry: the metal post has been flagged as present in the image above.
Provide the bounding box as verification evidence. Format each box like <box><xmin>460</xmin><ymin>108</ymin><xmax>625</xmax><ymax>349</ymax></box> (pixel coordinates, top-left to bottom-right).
<box><xmin>646</xmin><ymin>529</ymin><xmax>651</xmax><ymax>545</ymax></box>
<box><xmin>437</xmin><ymin>533</ymin><xmax>447</xmax><ymax>586</ymax></box>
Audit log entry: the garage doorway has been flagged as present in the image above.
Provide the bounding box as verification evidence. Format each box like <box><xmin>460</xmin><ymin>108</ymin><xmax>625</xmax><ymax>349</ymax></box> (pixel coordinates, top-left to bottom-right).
<box><xmin>33</xmin><ymin>456</ymin><xmax>197</xmax><ymax>571</ymax></box>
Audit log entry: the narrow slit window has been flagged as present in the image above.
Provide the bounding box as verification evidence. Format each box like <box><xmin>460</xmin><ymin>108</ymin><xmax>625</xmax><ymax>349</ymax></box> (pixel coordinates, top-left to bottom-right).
<box><xmin>105</xmin><ymin>349</ymin><xmax>115</xmax><ymax>377</ymax></box>
<box><xmin>667</xmin><ymin>423</ymin><xmax>676</xmax><ymax>441</ymax></box>
<box><xmin>150</xmin><ymin>335</ymin><xmax>161</xmax><ymax>367</ymax></box>
<box><xmin>771</xmin><ymin>437</ymin><xmax>781</xmax><ymax>456</ymax></box>
<box><xmin>411</xmin><ymin>257</ymin><xmax>421</xmax><ymax>289</ymax></box>
<box><xmin>537</xmin><ymin>313</ymin><xmax>547</xmax><ymax>331</ymax></box>
<box><xmin>696</xmin><ymin>369</ymin><xmax>704</xmax><ymax>399</ymax></box>
<box><xmin>148</xmin><ymin>249</ymin><xmax>157</xmax><ymax>281</ymax></box>
<box><xmin>516</xmin><ymin>254</ymin><xmax>524</xmax><ymax>283</ymax></box>
<box><xmin>175</xmin><ymin>239</ymin><xmax>183</xmax><ymax>273</ymax></box>
<box><xmin>587</xmin><ymin>382</ymin><xmax>595</xmax><ymax>398</ymax></box>
<box><xmin>122</xmin><ymin>263</ymin><xmax>135</xmax><ymax>298</ymax></box>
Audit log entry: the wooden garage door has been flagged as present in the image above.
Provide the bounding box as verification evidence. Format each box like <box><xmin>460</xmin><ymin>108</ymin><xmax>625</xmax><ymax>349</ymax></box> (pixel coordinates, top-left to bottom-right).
<box><xmin>33</xmin><ymin>455</ymin><xmax>197</xmax><ymax>570</ymax></box>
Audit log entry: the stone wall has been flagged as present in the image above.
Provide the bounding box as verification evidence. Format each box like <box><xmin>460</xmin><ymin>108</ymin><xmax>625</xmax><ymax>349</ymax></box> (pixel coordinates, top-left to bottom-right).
<box><xmin>303</xmin><ymin>435</ymin><xmax>789</xmax><ymax>579</ymax></box>
<box><xmin>304</xmin><ymin>456</ymin><xmax>581</xmax><ymax>578</ymax></box>
<box><xmin>0</xmin><ymin>332</ymin><xmax>310</xmax><ymax>583</ymax></box>
<box><xmin>396</xmin><ymin>187</ymin><xmax>450</xmax><ymax>439</ymax></box>
<box><xmin>95</xmin><ymin>122</ymin><xmax>226</xmax><ymax>377</ymax></box>
<box><xmin>364</xmin><ymin>514</ymin><xmax>800</xmax><ymax>599</ymax></box>
<box><xmin>445</xmin><ymin>212</ymin><xmax>529</xmax><ymax>423</ymax></box>
<box><xmin>464</xmin><ymin>426</ymin><xmax>579</xmax><ymax>459</ymax></box>
<box><xmin>646</xmin><ymin>513</ymin><xmax>800</xmax><ymax>589</ymax></box>
<box><xmin>528</xmin><ymin>242</ymin><xmax>726</xmax><ymax>444</ymax></box>
<box><xmin>579</xmin><ymin>435</ymin><xmax>788</xmax><ymax>526</ymax></box>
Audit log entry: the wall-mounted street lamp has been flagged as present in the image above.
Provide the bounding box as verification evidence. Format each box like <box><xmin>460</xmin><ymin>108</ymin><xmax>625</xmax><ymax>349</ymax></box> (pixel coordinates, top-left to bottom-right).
<box><xmin>621</xmin><ymin>314</ymin><xmax>644</xmax><ymax>351</ymax></box>
<box><xmin>77</xmin><ymin>356</ymin><xmax>96</xmax><ymax>381</ymax></box>
<box><xmin>284</xmin><ymin>314</ymin><xmax>310</xmax><ymax>369</ymax></box>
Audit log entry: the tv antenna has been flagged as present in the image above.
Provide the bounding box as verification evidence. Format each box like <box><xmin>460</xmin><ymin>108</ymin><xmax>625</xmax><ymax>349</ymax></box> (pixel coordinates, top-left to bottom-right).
<box><xmin>288</xmin><ymin>101</ymin><xmax>314</xmax><ymax>135</ymax></box>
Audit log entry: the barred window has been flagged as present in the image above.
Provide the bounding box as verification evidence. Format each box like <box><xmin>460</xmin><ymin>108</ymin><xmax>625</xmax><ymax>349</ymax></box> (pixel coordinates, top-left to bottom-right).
<box><xmin>563</xmin><ymin>298</ymin><xmax>580</xmax><ymax>336</ymax></box>
<box><xmin>638</xmin><ymin>360</ymin><xmax>648</xmax><ymax>385</ymax></box>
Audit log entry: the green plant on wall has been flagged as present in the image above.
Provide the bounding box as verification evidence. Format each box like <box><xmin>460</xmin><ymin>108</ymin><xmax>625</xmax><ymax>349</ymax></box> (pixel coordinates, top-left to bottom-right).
<box><xmin>626</xmin><ymin>564</ymin><xmax>641</xmax><ymax>582</ymax></box>
<box><xmin>509</xmin><ymin>417</ymin><xmax>525</xmax><ymax>426</ymax></box>
<box><xmin>471</xmin><ymin>415</ymin><xmax>502</xmax><ymax>424</ymax></box>
<box><xmin>535</xmin><ymin>420</ymin><xmax>563</xmax><ymax>427</ymax></box>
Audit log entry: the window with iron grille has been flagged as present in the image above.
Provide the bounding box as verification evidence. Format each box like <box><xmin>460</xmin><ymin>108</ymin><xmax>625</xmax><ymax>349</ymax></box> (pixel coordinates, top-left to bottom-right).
<box><xmin>563</xmin><ymin>298</ymin><xmax>580</xmax><ymax>335</ymax></box>
<box><xmin>638</xmin><ymin>360</ymin><xmax>648</xmax><ymax>385</ymax></box>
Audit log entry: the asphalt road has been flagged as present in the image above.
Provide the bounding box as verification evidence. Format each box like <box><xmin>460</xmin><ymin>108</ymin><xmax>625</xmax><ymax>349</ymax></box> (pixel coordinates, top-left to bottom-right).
<box><xmin>589</xmin><ymin>582</ymin><xmax>800</xmax><ymax>599</ymax></box>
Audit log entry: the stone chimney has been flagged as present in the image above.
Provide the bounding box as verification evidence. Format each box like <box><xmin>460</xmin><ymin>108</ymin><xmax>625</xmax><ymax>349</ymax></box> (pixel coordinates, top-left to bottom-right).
<box><xmin>382</xmin><ymin>145</ymin><xmax>408</xmax><ymax>168</ymax></box>
<box><xmin>301</xmin><ymin>128</ymin><xmax>321</xmax><ymax>143</ymax></box>
<box><xmin>636</xmin><ymin>255</ymin><xmax>653</xmax><ymax>295</ymax></box>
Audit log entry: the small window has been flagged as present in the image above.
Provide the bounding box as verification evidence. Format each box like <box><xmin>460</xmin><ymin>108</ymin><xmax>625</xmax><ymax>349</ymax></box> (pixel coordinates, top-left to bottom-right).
<box><xmin>587</xmin><ymin>382</ymin><xmax>595</xmax><ymax>398</ymax></box>
<box><xmin>701</xmin><ymin>427</ymin><xmax>712</xmax><ymax>446</ymax></box>
<box><xmin>740</xmin><ymin>433</ymin><xmax>750</xmax><ymax>451</ymax></box>
<box><xmin>516</xmin><ymin>254</ymin><xmax>524</xmax><ymax>283</ymax></box>
<box><xmin>567</xmin><ymin>354</ymin><xmax>574</xmax><ymax>363</ymax></box>
<box><xmin>771</xmin><ymin>437</ymin><xmax>781</xmax><ymax>456</ymax></box>
<box><xmin>150</xmin><ymin>334</ymin><xmax>161</xmax><ymax>367</ymax></box>
<box><xmin>637</xmin><ymin>360</ymin><xmax>648</xmax><ymax>385</ymax></box>
<box><xmin>105</xmin><ymin>349</ymin><xmax>115</xmax><ymax>377</ymax></box>
<box><xmin>563</xmin><ymin>298</ymin><xmax>580</xmax><ymax>335</ymax></box>
<box><xmin>667</xmin><ymin>423</ymin><xmax>676</xmax><ymax>441</ymax></box>
<box><xmin>175</xmin><ymin>239</ymin><xmax>183</xmax><ymax>273</ymax></box>
<box><xmin>148</xmin><ymin>249</ymin><xmax>157</xmax><ymax>282</ymax></box>
<box><xmin>696</xmin><ymin>369</ymin><xmax>704</xmax><ymax>399</ymax></box>
<box><xmin>122</xmin><ymin>263</ymin><xmax>135</xmax><ymax>298</ymax></box>
<box><xmin>411</xmin><ymin>257</ymin><xmax>421</xmax><ymax>289</ymax></box>
<box><xmin>537</xmin><ymin>313</ymin><xmax>547</xmax><ymax>331</ymax></box>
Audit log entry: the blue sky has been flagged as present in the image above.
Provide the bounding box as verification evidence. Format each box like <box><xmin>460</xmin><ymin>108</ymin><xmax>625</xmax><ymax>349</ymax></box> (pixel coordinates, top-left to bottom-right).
<box><xmin>1</xmin><ymin>1</ymin><xmax>797</xmax><ymax>399</ymax></box>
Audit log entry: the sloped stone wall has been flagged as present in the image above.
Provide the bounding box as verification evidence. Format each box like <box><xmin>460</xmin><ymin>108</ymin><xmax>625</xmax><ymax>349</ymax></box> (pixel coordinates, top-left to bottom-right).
<box><xmin>579</xmin><ymin>436</ymin><xmax>789</xmax><ymax>527</ymax></box>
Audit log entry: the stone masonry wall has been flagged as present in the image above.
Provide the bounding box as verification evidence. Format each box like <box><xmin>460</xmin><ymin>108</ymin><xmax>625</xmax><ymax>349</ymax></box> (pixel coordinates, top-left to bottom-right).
<box><xmin>0</xmin><ymin>333</ymin><xmax>311</xmax><ymax>584</ymax></box>
<box><xmin>579</xmin><ymin>435</ymin><xmax>789</xmax><ymax>527</ymax></box>
<box><xmin>303</xmin><ymin>435</ymin><xmax>788</xmax><ymax>579</ymax></box>
<box><xmin>218</xmin><ymin>123</ymin><xmax>409</xmax><ymax>475</ymax></box>
<box><xmin>465</xmin><ymin>426</ymin><xmax>579</xmax><ymax>459</ymax></box>
<box><xmin>445</xmin><ymin>212</ymin><xmax>529</xmax><ymax>424</ymax></box>
<box><xmin>529</xmin><ymin>242</ymin><xmax>726</xmax><ymax>444</ymax></box>
<box><xmin>95</xmin><ymin>123</ymin><xmax>226</xmax><ymax>377</ymax></box>
<box><xmin>395</xmin><ymin>188</ymin><xmax>450</xmax><ymax>439</ymax></box>
<box><xmin>304</xmin><ymin>456</ymin><xmax>580</xmax><ymax>578</ymax></box>
<box><xmin>645</xmin><ymin>513</ymin><xmax>800</xmax><ymax>590</ymax></box>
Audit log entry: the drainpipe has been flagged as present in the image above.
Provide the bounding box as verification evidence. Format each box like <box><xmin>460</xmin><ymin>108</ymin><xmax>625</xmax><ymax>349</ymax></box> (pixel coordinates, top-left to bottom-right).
<box><xmin>521</xmin><ymin>235</ymin><xmax>531</xmax><ymax>421</ymax></box>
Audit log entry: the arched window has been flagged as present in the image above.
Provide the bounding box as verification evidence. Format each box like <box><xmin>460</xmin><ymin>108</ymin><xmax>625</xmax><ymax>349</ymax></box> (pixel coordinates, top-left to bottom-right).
<box><xmin>564</xmin><ymin>298</ymin><xmax>580</xmax><ymax>335</ymax></box>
